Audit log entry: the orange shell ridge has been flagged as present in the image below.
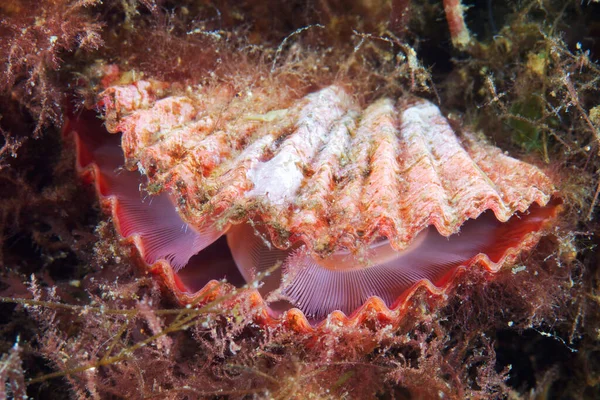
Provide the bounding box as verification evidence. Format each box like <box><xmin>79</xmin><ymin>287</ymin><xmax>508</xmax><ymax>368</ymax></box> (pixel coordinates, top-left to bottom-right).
<box><xmin>68</xmin><ymin>79</ymin><xmax>561</xmax><ymax>332</ymax></box>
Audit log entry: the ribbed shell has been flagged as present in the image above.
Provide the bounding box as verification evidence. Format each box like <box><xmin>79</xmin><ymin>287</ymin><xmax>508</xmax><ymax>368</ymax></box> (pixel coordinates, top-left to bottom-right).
<box><xmin>100</xmin><ymin>82</ymin><xmax>555</xmax><ymax>256</ymax></box>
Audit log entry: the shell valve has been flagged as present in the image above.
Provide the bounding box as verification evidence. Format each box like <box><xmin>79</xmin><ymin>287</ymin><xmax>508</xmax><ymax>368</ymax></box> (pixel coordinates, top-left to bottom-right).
<box><xmin>69</xmin><ymin>82</ymin><xmax>560</xmax><ymax>326</ymax></box>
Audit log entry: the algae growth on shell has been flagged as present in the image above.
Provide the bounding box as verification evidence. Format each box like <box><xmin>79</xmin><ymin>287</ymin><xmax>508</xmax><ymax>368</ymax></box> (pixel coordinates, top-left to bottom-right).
<box><xmin>68</xmin><ymin>77</ymin><xmax>560</xmax><ymax>325</ymax></box>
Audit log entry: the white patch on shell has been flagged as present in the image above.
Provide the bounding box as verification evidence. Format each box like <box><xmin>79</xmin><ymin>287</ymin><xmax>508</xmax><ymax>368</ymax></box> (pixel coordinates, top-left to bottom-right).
<box><xmin>245</xmin><ymin>86</ymin><xmax>351</xmax><ymax>206</ymax></box>
<box><xmin>246</xmin><ymin>151</ymin><xmax>305</xmax><ymax>205</ymax></box>
<box><xmin>402</xmin><ymin>100</ymin><xmax>442</xmax><ymax>126</ymax></box>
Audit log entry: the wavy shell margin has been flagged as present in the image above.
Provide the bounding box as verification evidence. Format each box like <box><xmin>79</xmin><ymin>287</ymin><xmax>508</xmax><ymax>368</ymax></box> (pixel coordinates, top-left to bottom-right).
<box><xmin>66</xmin><ymin>78</ymin><xmax>562</xmax><ymax>333</ymax></box>
<box><xmin>100</xmin><ymin>81</ymin><xmax>556</xmax><ymax>256</ymax></box>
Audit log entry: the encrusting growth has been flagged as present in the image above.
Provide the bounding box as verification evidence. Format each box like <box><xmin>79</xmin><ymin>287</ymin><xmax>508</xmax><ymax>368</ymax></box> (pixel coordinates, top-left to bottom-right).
<box><xmin>65</xmin><ymin>76</ymin><xmax>562</xmax><ymax>325</ymax></box>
